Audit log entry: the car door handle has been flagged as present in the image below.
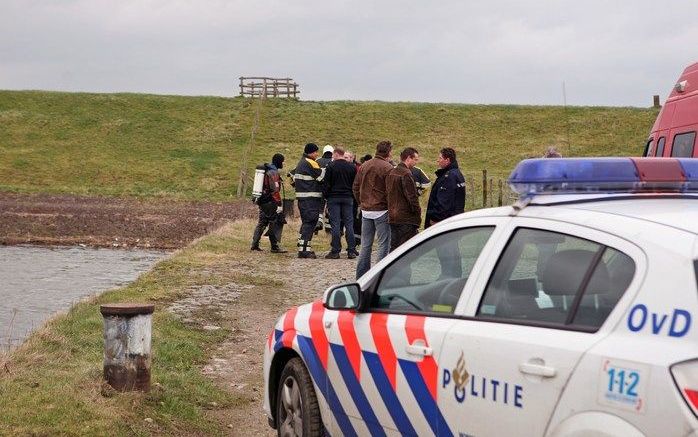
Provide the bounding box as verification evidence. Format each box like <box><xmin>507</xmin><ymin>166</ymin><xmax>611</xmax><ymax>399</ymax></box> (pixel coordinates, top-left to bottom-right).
<box><xmin>406</xmin><ymin>341</ymin><xmax>433</xmax><ymax>357</ymax></box>
<box><xmin>519</xmin><ymin>362</ymin><xmax>557</xmax><ymax>377</ymax></box>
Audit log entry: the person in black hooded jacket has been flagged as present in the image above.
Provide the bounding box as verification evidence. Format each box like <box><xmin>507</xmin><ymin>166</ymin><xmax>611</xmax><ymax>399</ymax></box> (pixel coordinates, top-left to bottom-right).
<box><xmin>425</xmin><ymin>147</ymin><xmax>466</xmax><ymax>228</ymax></box>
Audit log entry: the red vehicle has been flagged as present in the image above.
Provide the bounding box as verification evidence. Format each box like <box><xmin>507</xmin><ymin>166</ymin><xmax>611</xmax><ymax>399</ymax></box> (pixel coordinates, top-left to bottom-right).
<box><xmin>644</xmin><ymin>61</ymin><xmax>698</xmax><ymax>157</ymax></box>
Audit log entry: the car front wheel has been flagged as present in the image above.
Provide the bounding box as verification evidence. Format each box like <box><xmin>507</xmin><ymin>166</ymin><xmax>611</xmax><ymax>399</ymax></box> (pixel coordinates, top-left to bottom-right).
<box><xmin>276</xmin><ymin>357</ymin><xmax>322</xmax><ymax>437</ymax></box>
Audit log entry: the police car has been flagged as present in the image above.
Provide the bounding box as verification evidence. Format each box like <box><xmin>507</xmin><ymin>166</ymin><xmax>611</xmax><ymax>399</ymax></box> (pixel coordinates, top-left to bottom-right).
<box><xmin>263</xmin><ymin>158</ymin><xmax>698</xmax><ymax>437</ymax></box>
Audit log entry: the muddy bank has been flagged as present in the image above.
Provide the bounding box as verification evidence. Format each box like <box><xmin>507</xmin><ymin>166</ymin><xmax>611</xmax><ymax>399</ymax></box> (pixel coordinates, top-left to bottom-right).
<box><xmin>0</xmin><ymin>192</ymin><xmax>257</xmax><ymax>249</ymax></box>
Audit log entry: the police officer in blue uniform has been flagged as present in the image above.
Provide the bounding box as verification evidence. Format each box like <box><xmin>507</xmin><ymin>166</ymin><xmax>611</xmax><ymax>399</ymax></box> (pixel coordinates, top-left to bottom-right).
<box><xmin>425</xmin><ymin>147</ymin><xmax>466</xmax><ymax>228</ymax></box>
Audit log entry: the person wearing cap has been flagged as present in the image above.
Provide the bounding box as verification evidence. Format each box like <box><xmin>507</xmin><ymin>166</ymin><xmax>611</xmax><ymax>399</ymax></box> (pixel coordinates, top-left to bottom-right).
<box><xmin>317</xmin><ymin>144</ymin><xmax>334</xmax><ymax>168</ymax></box>
<box><xmin>293</xmin><ymin>143</ymin><xmax>325</xmax><ymax>258</ymax></box>
<box><xmin>316</xmin><ymin>144</ymin><xmax>334</xmax><ymax>233</ymax></box>
<box><xmin>251</xmin><ymin>153</ymin><xmax>287</xmax><ymax>253</ymax></box>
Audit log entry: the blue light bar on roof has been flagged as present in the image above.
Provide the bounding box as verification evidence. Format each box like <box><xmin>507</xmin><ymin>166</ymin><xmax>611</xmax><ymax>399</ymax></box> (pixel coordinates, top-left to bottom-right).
<box><xmin>508</xmin><ymin>157</ymin><xmax>698</xmax><ymax>196</ymax></box>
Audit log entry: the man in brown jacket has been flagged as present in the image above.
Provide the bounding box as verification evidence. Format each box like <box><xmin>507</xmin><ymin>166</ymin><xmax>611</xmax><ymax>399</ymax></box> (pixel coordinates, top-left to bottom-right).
<box><xmin>386</xmin><ymin>147</ymin><xmax>421</xmax><ymax>251</ymax></box>
<box><xmin>353</xmin><ymin>140</ymin><xmax>393</xmax><ymax>278</ymax></box>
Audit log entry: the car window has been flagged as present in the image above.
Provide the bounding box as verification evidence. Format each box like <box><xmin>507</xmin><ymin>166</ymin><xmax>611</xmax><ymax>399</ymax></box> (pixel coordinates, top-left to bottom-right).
<box><xmin>644</xmin><ymin>139</ymin><xmax>654</xmax><ymax>157</ymax></box>
<box><xmin>371</xmin><ymin>227</ymin><xmax>494</xmax><ymax>314</ymax></box>
<box><xmin>477</xmin><ymin>228</ymin><xmax>635</xmax><ymax>330</ymax></box>
<box><xmin>656</xmin><ymin>136</ymin><xmax>666</xmax><ymax>157</ymax></box>
<box><xmin>671</xmin><ymin>132</ymin><xmax>696</xmax><ymax>157</ymax></box>
<box><xmin>572</xmin><ymin>247</ymin><xmax>635</xmax><ymax>328</ymax></box>
<box><xmin>327</xmin><ymin>284</ymin><xmax>359</xmax><ymax>308</ymax></box>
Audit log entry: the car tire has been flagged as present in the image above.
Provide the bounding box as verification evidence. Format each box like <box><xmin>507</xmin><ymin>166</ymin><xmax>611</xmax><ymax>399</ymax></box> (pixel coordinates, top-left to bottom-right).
<box><xmin>276</xmin><ymin>357</ymin><xmax>322</xmax><ymax>437</ymax></box>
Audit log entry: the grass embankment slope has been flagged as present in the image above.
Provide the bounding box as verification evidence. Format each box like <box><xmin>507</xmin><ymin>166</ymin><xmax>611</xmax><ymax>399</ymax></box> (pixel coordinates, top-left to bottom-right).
<box><xmin>0</xmin><ymin>91</ymin><xmax>659</xmax><ymax>434</ymax></box>
<box><xmin>0</xmin><ymin>90</ymin><xmax>657</xmax><ymax>201</ymax></box>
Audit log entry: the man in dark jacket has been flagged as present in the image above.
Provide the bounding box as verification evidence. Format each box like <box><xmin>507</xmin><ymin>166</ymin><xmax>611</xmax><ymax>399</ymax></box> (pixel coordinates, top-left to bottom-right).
<box><xmin>267</xmin><ymin>153</ymin><xmax>287</xmax><ymax>247</ymax></box>
<box><xmin>251</xmin><ymin>154</ymin><xmax>286</xmax><ymax>253</ymax></box>
<box><xmin>386</xmin><ymin>147</ymin><xmax>421</xmax><ymax>251</ymax></box>
<box><xmin>294</xmin><ymin>143</ymin><xmax>324</xmax><ymax>258</ymax></box>
<box><xmin>425</xmin><ymin>147</ymin><xmax>466</xmax><ymax>228</ymax></box>
<box><xmin>316</xmin><ymin>144</ymin><xmax>334</xmax><ymax>233</ymax></box>
<box><xmin>353</xmin><ymin>140</ymin><xmax>393</xmax><ymax>278</ymax></box>
<box><xmin>323</xmin><ymin>146</ymin><xmax>357</xmax><ymax>259</ymax></box>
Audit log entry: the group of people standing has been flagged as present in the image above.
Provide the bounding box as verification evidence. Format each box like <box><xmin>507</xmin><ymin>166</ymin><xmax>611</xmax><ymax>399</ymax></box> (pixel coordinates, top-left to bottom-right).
<box><xmin>250</xmin><ymin>140</ymin><xmax>466</xmax><ymax>280</ymax></box>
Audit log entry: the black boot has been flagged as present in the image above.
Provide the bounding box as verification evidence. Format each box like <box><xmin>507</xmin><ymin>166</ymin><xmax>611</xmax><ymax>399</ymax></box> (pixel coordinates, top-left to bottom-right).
<box><xmin>298</xmin><ymin>251</ymin><xmax>317</xmax><ymax>259</ymax></box>
<box><xmin>297</xmin><ymin>236</ymin><xmax>315</xmax><ymax>258</ymax></box>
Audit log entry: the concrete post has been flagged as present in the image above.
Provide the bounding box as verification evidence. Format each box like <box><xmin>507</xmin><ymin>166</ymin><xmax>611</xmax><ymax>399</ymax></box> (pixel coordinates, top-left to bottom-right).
<box><xmin>100</xmin><ymin>303</ymin><xmax>154</xmax><ymax>392</ymax></box>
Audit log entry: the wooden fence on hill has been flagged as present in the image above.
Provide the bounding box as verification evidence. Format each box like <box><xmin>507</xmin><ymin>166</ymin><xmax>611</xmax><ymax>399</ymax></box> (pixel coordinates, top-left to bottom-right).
<box><xmin>239</xmin><ymin>77</ymin><xmax>299</xmax><ymax>99</ymax></box>
<box><xmin>465</xmin><ymin>169</ymin><xmax>518</xmax><ymax>209</ymax></box>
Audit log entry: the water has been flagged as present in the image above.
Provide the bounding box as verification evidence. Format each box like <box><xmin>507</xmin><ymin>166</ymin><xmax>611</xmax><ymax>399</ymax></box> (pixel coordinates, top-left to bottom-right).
<box><xmin>0</xmin><ymin>245</ymin><xmax>168</xmax><ymax>350</ymax></box>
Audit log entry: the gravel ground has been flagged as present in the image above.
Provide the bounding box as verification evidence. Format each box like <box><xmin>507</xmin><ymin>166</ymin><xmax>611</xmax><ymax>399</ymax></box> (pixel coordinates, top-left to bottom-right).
<box><xmin>165</xmin><ymin>223</ymin><xmax>359</xmax><ymax>435</ymax></box>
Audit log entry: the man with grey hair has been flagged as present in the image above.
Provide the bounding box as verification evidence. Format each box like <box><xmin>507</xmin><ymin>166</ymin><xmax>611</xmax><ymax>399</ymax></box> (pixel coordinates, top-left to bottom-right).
<box><xmin>543</xmin><ymin>146</ymin><xmax>562</xmax><ymax>158</ymax></box>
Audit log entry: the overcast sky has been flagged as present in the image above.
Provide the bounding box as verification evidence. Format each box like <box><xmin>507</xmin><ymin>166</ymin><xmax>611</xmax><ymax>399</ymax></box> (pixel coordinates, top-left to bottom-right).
<box><xmin>1</xmin><ymin>0</ymin><xmax>697</xmax><ymax>106</ymax></box>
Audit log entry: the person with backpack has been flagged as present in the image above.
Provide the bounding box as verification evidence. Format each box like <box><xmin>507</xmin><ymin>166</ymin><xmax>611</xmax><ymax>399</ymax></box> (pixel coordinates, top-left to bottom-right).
<box><xmin>250</xmin><ymin>153</ymin><xmax>287</xmax><ymax>253</ymax></box>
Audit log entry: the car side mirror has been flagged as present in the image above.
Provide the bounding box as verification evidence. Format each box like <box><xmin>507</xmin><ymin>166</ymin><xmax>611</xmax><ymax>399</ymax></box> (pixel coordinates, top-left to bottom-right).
<box><xmin>323</xmin><ymin>283</ymin><xmax>362</xmax><ymax>310</ymax></box>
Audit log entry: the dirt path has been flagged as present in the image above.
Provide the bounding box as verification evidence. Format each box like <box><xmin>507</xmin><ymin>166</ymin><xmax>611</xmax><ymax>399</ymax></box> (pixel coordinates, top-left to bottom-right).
<box><xmin>210</xmin><ymin>257</ymin><xmax>355</xmax><ymax>435</ymax></box>
<box><xmin>0</xmin><ymin>192</ymin><xmax>257</xmax><ymax>249</ymax></box>
<box><xmin>168</xmin><ymin>222</ymin><xmax>358</xmax><ymax>435</ymax></box>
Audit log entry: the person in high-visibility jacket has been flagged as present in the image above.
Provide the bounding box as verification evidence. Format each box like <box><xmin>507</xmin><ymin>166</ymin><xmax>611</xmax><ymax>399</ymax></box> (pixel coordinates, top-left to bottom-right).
<box><xmin>410</xmin><ymin>166</ymin><xmax>431</xmax><ymax>196</ymax></box>
<box><xmin>293</xmin><ymin>143</ymin><xmax>325</xmax><ymax>258</ymax></box>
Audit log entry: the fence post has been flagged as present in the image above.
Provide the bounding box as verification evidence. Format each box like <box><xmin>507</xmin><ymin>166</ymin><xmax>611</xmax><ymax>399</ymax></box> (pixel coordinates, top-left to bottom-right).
<box><xmin>653</xmin><ymin>95</ymin><xmax>661</xmax><ymax>108</ymax></box>
<box><xmin>470</xmin><ymin>176</ymin><xmax>475</xmax><ymax>210</ymax></box>
<box><xmin>482</xmin><ymin>169</ymin><xmax>488</xmax><ymax>208</ymax></box>
<box><xmin>497</xmin><ymin>179</ymin><xmax>503</xmax><ymax>206</ymax></box>
<box><xmin>488</xmin><ymin>178</ymin><xmax>493</xmax><ymax>207</ymax></box>
<box><xmin>100</xmin><ymin>303</ymin><xmax>154</xmax><ymax>392</ymax></box>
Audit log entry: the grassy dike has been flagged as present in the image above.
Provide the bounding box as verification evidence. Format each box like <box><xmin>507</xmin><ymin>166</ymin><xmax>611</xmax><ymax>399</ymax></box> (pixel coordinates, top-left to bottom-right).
<box><xmin>0</xmin><ymin>219</ymin><xmax>311</xmax><ymax>435</ymax></box>
<box><xmin>0</xmin><ymin>90</ymin><xmax>661</xmax><ymax>434</ymax></box>
<box><xmin>0</xmin><ymin>90</ymin><xmax>658</xmax><ymax>201</ymax></box>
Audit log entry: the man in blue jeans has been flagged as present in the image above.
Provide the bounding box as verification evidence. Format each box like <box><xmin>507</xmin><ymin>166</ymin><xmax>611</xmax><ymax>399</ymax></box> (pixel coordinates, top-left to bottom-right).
<box><xmin>322</xmin><ymin>146</ymin><xmax>358</xmax><ymax>259</ymax></box>
<box><xmin>352</xmin><ymin>140</ymin><xmax>393</xmax><ymax>278</ymax></box>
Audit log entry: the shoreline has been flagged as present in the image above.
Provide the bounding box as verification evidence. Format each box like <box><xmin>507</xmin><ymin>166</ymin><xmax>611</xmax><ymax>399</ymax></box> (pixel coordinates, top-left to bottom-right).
<box><xmin>0</xmin><ymin>219</ymin><xmax>343</xmax><ymax>435</ymax></box>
